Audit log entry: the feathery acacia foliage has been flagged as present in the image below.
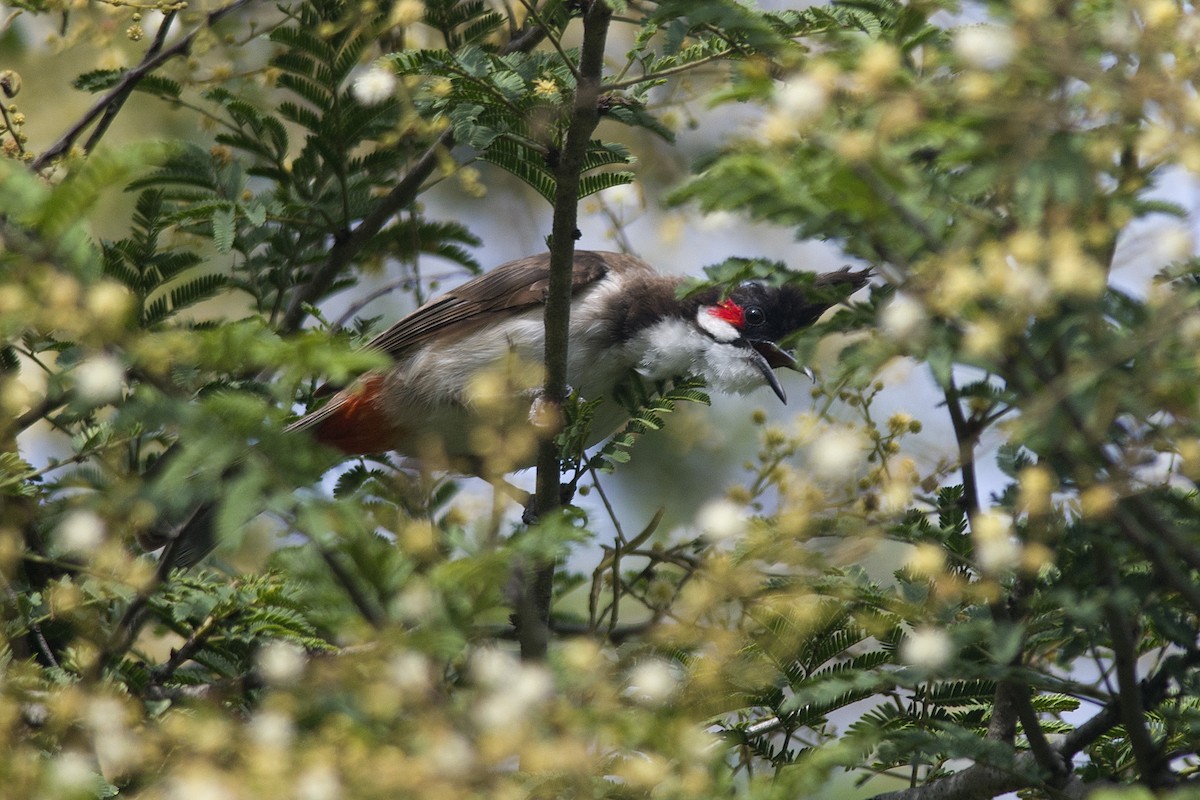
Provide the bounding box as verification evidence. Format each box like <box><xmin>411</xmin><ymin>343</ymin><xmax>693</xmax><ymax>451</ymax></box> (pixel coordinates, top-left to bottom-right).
<box><xmin>1</xmin><ymin>1</ymin><xmax>1200</xmax><ymax>799</ymax></box>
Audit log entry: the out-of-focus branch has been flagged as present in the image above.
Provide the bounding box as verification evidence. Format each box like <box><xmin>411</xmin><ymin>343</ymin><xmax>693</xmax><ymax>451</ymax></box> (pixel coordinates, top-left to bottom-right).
<box><xmin>1099</xmin><ymin>551</ymin><xmax>1165</xmax><ymax>784</ymax></box>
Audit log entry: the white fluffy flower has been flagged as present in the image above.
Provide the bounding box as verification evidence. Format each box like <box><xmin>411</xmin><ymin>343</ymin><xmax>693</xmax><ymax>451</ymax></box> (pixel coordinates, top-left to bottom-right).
<box><xmin>695</xmin><ymin>499</ymin><xmax>747</xmax><ymax>542</ymax></box>
<box><xmin>352</xmin><ymin>65</ymin><xmax>397</xmax><ymax>106</ymax></box>
<box><xmin>469</xmin><ymin>646</ymin><xmax>520</xmax><ymax>688</ymax></box>
<box><xmin>879</xmin><ymin>293</ymin><xmax>928</xmax><ymax>341</ymax></box>
<box><xmin>296</xmin><ymin>765</ymin><xmax>342</xmax><ymax>800</ymax></box>
<box><xmin>698</xmin><ymin>210</ymin><xmax>738</xmax><ymax>232</ymax></box>
<box><xmin>625</xmin><ymin>659</ymin><xmax>679</xmax><ymax>706</ymax></box>
<box><xmin>74</xmin><ymin>354</ymin><xmax>124</xmax><ymax>404</ymax></box>
<box><xmin>473</xmin><ymin>661</ymin><xmax>553</xmax><ymax>729</ymax></box>
<box><xmin>249</xmin><ymin>710</ymin><xmax>295</xmax><ymax>750</ymax></box>
<box><xmin>50</xmin><ymin>751</ymin><xmax>95</xmax><ymax>792</ymax></box>
<box><xmin>257</xmin><ymin>642</ymin><xmax>306</xmax><ymax>685</ymax></box>
<box><xmin>1155</xmin><ymin>223</ymin><xmax>1195</xmax><ymax>264</ymax></box>
<box><xmin>901</xmin><ymin>627</ymin><xmax>954</xmax><ymax>670</ymax></box>
<box><xmin>953</xmin><ymin>25</ymin><xmax>1017</xmax><ymax>71</ymax></box>
<box><xmin>972</xmin><ymin>511</ymin><xmax>1021</xmax><ymax>574</ymax></box>
<box><xmin>808</xmin><ymin>426</ymin><xmax>870</xmax><ymax>481</ymax></box>
<box><xmin>774</xmin><ymin>75</ymin><xmax>828</xmax><ymax>124</ymax></box>
<box><xmin>388</xmin><ymin>650</ymin><xmax>430</xmax><ymax>692</ymax></box>
<box><xmin>57</xmin><ymin>509</ymin><xmax>106</xmax><ymax>553</ymax></box>
<box><xmin>166</xmin><ymin>770</ymin><xmax>235</xmax><ymax>800</ymax></box>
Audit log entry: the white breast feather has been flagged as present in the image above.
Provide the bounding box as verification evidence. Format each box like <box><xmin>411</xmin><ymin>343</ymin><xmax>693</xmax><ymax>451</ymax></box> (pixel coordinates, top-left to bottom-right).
<box><xmin>632</xmin><ymin>319</ymin><xmax>767</xmax><ymax>394</ymax></box>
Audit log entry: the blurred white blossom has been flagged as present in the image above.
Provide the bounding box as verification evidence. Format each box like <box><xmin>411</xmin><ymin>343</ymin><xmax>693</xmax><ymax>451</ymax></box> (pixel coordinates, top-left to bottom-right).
<box><xmin>257</xmin><ymin>642</ymin><xmax>306</xmax><ymax>686</ymax></box>
<box><xmin>600</xmin><ymin>182</ymin><xmax>642</xmax><ymax>211</ymax></box>
<box><xmin>249</xmin><ymin>710</ymin><xmax>295</xmax><ymax>750</ymax></box>
<box><xmin>50</xmin><ymin>751</ymin><xmax>96</xmax><ymax>793</ymax></box>
<box><xmin>625</xmin><ymin>659</ymin><xmax>679</xmax><ymax>706</ymax></box>
<box><xmin>387</xmin><ymin>650</ymin><xmax>431</xmax><ymax>693</ymax></box>
<box><xmin>973</xmin><ymin>511</ymin><xmax>1021</xmax><ymax>574</ymax></box>
<box><xmin>808</xmin><ymin>426</ymin><xmax>870</xmax><ymax>481</ymax></box>
<box><xmin>953</xmin><ymin>25</ymin><xmax>1017</xmax><ymax>71</ymax></box>
<box><xmin>473</xmin><ymin>661</ymin><xmax>553</xmax><ymax>729</ymax></box>
<box><xmin>901</xmin><ymin>627</ymin><xmax>954</xmax><ymax>670</ymax></box>
<box><xmin>695</xmin><ymin>498</ymin><xmax>747</xmax><ymax>542</ymax></box>
<box><xmin>879</xmin><ymin>293</ymin><xmax>928</xmax><ymax>340</ymax></box>
<box><xmin>774</xmin><ymin>75</ymin><xmax>829</xmax><ymax>124</ymax></box>
<box><xmin>697</xmin><ymin>210</ymin><xmax>738</xmax><ymax>231</ymax></box>
<box><xmin>1155</xmin><ymin>223</ymin><xmax>1195</xmax><ymax>264</ymax></box>
<box><xmin>57</xmin><ymin>509</ymin><xmax>106</xmax><ymax>553</ymax></box>
<box><xmin>469</xmin><ymin>646</ymin><xmax>519</xmax><ymax>688</ymax></box>
<box><xmin>297</xmin><ymin>764</ymin><xmax>343</xmax><ymax>800</ymax></box>
<box><xmin>74</xmin><ymin>354</ymin><xmax>124</xmax><ymax>404</ymax></box>
<box><xmin>389</xmin><ymin>0</ymin><xmax>424</xmax><ymax>26</ymax></box>
<box><xmin>352</xmin><ymin>65</ymin><xmax>396</xmax><ymax>105</ymax></box>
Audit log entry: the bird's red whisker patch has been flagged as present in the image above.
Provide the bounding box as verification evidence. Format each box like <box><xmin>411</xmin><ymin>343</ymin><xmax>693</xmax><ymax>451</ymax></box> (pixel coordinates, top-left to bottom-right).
<box><xmin>708</xmin><ymin>299</ymin><xmax>744</xmax><ymax>327</ymax></box>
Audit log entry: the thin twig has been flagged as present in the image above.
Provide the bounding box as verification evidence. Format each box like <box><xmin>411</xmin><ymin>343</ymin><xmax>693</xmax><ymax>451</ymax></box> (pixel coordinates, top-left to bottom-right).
<box><xmin>1098</xmin><ymin>549</ymin><xmax>1165</xmax><ymax>783</ymax></box>
<box><xmin>148</xmin><ymin>610</ymin><xmax>224</xmax><ymax>687</ymax></box>
<box><xmin>516</xmin><ymin>0</ymin><xmax>581</xmax><ymax>80</ymax></box>
<box><xmin>603</xmin><ymin>48</ymin><xmax>736</xmax><ymax>91</ymax></box>
<box><xmin>869</xmin><ymin>648</ymin><xmax>1200</xmax><ymax>800</ymax></box>
<box><xmin>277</xmin><ymin>19</ymin><xmax>551</xmax><ymax>333</ymax></box>
<box><xmin>31</xmin><ymin>0</ymin><xmax>256</xmax><ymax>171</ymax></box>
<box><xmin>0</xmin><ymin>571</ymin><xmax>59</xmax><ymax>669</ymax></box>
<box><xmin>93</xmin><ymin>532</ymin><xmax>184</xmax><ymax>679</ymax></box>
<box><xmin>82</xmin><ymin>10</ymin><xmax>178</xmax><ymax>155</ymax></box>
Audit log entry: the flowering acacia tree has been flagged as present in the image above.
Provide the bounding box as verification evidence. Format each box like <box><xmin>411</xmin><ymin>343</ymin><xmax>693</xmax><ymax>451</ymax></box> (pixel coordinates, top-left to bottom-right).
<box><xmin>1</xmin><ymin>1</ymin><xmax>1200</xmax><ymax>798</ymax></box>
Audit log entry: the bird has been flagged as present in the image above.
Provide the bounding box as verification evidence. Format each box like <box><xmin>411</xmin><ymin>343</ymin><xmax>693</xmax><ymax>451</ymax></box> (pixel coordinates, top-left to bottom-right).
<box><xmin>146</xmin><ymin>250</ymin><xmax>868</xmax><ymax>566</ymax></box>
<box><xmin>286</xmin><ymin>250</ymin><xmax>868</xmax><ymax>469</ymax></box>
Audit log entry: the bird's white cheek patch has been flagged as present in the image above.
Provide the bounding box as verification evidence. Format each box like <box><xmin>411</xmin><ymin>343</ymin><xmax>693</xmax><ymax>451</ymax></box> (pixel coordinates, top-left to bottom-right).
<box><xmin>696</xmin><ymin>308</ymin><xmax>740</xmax><ymax>342</ymax></box>
<box><xmin>700</xmin><ymin>342</ymin><xmax>768</xmax><ymax>394</ymax></box>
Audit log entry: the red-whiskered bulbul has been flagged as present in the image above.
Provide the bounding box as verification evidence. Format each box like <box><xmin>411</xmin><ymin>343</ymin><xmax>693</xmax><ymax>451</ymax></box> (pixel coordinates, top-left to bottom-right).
<box><xmin>148</xmin><ymin>250</ymin><xmax>867</xmax><ymax>566</ymax></box>
<box><xmin>286</xmin><ymin>250</ymin><xmax>867</xmax><ymax>464</ymax></box>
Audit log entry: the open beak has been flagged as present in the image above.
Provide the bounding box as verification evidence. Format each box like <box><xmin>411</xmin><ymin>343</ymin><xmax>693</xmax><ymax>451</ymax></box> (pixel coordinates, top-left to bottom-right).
<box><xmin>748</xmin><ymin>341</ymin><xmax>817</xmax><ymax>404</ymax></box>
<box><xmin>747</xmin><ymin>341</ymin><xmax>791</xmax><ymax>404</ymax></box>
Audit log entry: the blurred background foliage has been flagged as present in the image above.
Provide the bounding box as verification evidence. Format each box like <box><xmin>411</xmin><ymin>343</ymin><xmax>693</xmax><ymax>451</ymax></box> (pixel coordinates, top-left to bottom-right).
<box><xmin>2</xmin><ymin>0</ymin><xmax>1200</xmax><ymax>798</ymax></box>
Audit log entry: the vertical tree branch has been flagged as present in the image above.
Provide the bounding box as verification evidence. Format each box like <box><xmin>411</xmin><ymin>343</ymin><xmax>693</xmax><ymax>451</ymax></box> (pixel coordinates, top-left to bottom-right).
<box><xmin>517</xmin><ymin>1</ymin><xmax>613</xmax><ymax>661</ymax></box>
<box><xmin>1098</xmin><ymin>549</ymin><xmax>1164</xmax><ymax>784</ymax></box>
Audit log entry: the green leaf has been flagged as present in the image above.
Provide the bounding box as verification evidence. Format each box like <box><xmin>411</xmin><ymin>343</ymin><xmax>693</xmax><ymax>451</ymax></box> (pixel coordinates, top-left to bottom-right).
<box><xmin>212</xmin><ymin>206</ymin><xmax>235</xmax><ymax>255</ymax></box>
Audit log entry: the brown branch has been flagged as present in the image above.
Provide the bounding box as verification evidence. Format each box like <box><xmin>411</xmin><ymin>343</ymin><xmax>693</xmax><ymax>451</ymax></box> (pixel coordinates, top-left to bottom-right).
<box><xmin>1010</xmin><ymin>683</ymin><xmax>1070</xmax><ymax>781</ymax></box>
<box><xmin>1099</xmin><ymin>550</ymin><xmax>1165</xmax><ymax>784</ymax></box>
<box><xmin>517</xmin><ymin>0</ymin><xmax>614</xmax><ymax>662</ymax></box>
<box><xmin>940</xmin><ymin>374</ymin><xmax>981</xmax><ymax>526</ymax></box>
<box><xmin>148</xmin><ymin>609</ymin><xmax>225</xmax><ymax>687</ymax></box>
<box><xmin>93</xmin><ymin>531</ymin><xmax>185</xmax><ymax>680</ymax></box>
<box><xmin>81</xmin><ymin>10</ymin><xmax>179</xmax><ymax>155</ymax></box>
<box><xmin>0</xmin><ymin>570</ymin><xmax>59</xmax><ymax>669</ymax></box>
<box><xmin>868</xmin><ymin>649</ymin><xmax>1200</xmax><ymax>800</ymax></box>
<box><xmin>277</xmin><ymin>128</ymin><xmax>453</xmax><ymax>332</ymax></box>
<box><xmin>31</xmin><ymin>0</ymin><xmax>256</xmax><ymax>171</ymax></box>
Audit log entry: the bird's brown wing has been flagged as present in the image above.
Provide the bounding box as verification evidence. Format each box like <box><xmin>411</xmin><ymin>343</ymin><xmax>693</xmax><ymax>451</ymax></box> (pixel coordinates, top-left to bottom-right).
<box><xmin>365</xmin><ymin>250</ymin><xmax>640</xmax><ymax>358</ymax></box>
<box><xmin>287</xmin><ymin>251</ymin><xmax>652</xmax><ymax>450</ymax></box>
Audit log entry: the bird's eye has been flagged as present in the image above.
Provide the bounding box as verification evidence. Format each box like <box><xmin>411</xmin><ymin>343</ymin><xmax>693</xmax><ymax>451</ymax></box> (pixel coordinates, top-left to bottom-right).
<box><xmin>744</xmin><ymin>305</ymin><xmax>765</xmax><ymax>326</ymax></box>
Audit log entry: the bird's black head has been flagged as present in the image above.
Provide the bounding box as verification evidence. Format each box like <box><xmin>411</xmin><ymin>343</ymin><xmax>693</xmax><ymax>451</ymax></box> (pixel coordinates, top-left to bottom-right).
<box><xmin>695</xmin><ymin>269</ymin><xmax>870</xmax><ymax>401</ymax></box>
<box><xmin>704</xmin><ymin>269</ymin><xmax>869</xmax><ymax>344</ymax></box>
<box><xmin>723</xmin><ymin>281</ymin><xmax>830</xmax><ymax>343</ymax></box>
